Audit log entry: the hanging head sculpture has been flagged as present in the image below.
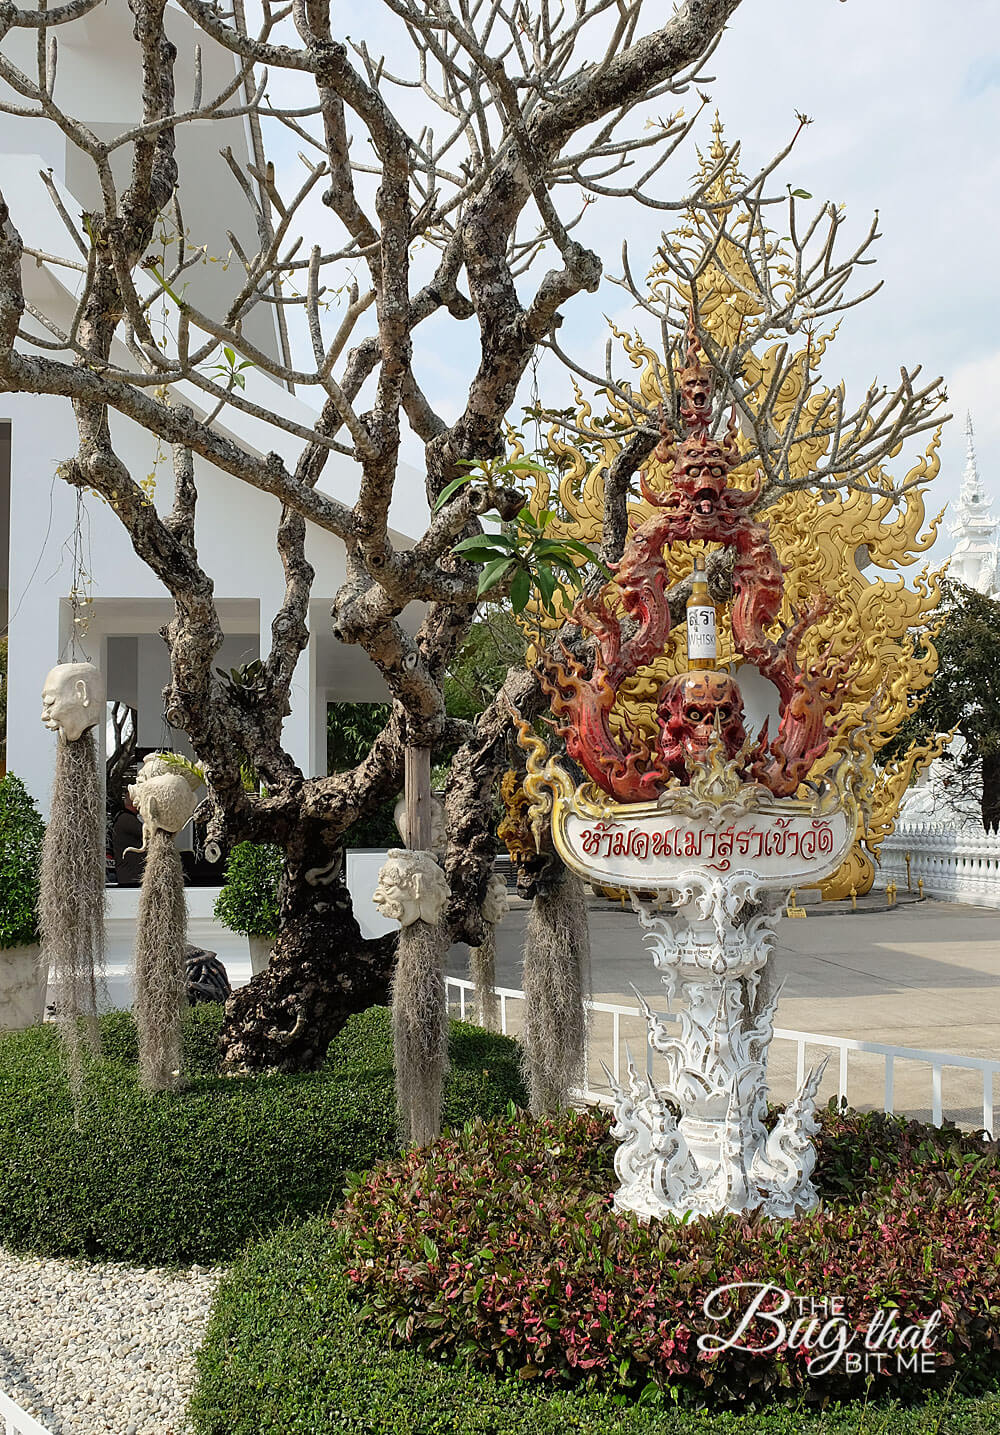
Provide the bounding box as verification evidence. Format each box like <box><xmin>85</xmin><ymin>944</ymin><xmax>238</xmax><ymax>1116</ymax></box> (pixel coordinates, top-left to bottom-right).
<box><xmin>40</xmin><ymin>662</ymin><xmax>105</xmax><ymax>742</ymax></box>
<box><xmin>539</xmin><ymin>315</ymin><xmax>851</xmax><ymax>803</ymax></box>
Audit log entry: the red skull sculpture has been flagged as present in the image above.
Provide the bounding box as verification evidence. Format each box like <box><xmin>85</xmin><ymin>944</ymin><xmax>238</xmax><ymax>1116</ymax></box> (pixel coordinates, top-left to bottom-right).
<box><xmin>656</xmin><ymin>669</ymin><xmax>747</xmax><ymax>779</ymax></box>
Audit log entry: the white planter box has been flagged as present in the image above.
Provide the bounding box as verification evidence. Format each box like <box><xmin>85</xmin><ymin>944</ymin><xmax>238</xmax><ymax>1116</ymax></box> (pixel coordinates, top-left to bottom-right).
<box><xmin>0</xmin><ymin>943</ymin><xmax>46</xmax><ymax>1032</ymax></box>
<box><xmin>247</xmin><ymin>935</ymin><xmax>273</xmax><ymax>976</ymax></box>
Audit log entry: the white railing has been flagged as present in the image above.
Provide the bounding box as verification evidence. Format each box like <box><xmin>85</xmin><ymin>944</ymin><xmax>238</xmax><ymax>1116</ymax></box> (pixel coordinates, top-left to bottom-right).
<box><xmin>878</xmin><ymin>822</ymin><xmax>1000</xmax><ymax>908</ymax></box>
<box><xmin>446</xmin><ymin>977</ymin><xmax>999</xmax><ymax>1138</ymax></box>
<box><xmin>0</xmin><ymin>1389</ymin><xmax>54</xmax><ymax>1435</ymax></box>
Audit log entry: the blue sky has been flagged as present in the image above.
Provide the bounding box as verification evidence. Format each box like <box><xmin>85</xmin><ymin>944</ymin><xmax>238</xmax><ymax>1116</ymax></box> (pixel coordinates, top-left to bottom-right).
<box><xmin>266</xmin><ymin>0</ymin><xmax>1000</xmax><ymax>565</ymax></box>
<box><xmin>699</xmin><ymin>0</ymin><xmax>1000</xmax><ymax>563</ymax></box>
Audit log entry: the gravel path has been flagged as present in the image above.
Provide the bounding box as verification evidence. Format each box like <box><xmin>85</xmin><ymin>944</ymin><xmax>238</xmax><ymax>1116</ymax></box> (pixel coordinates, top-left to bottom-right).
<box><xmin>0</xmin><ymin>1248</ymin><xmax>221</xmax><ymax>1435</ymax></box>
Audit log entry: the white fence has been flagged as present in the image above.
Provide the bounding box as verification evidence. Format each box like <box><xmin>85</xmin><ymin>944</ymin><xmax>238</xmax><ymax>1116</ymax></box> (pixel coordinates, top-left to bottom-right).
<box><xmin>0</xmin><ymin>1388</ymin><xmax>53</xmax><ymax>1435</ymax></box>
<box><xmin>877</xmin><ymin>823</ymin><xmax>1000</xmax><ymax>908</ymax></box>
<box><xmin>446</xmin><ymin>977</ymin><xmax>999</xmax><ymax>1138</ymax></box>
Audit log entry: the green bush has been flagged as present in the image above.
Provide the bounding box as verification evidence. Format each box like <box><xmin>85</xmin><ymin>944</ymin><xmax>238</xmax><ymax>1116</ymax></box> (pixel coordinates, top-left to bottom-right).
<box><xmin>213</xmin><ymin>841</ymin><xmax>282</xmax><ymax>938</ymax></box>
<box><xmin>189</xmin><ymin>1216</ymin><xmax>1000</xmax><ymax>1435</ymax></box>
<box><xmin>0</xmin><ymin>772</ymin><xmax>45</xmax><ymax>949</ymax></box>
<box><xmin>0</xmin><ymin>1005</ymin><xmax>525</xmax><ymax>1264</ymax></box>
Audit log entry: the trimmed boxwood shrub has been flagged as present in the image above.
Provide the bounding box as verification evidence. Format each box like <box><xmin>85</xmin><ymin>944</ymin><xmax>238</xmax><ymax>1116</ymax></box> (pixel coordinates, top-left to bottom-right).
<box><xmin>0</xmin><ymin>1004</ymin><xmax>525</xmax><ymax>1265</ymax></box>
<box><xmin>334</xmin><ymin>1108</ymin><xmax>1000</xmax><ymax>1407</ymax></box>
<box><xmin>189</xmin><ymin>1215</ymin><xmax>1000</xmax><ymax>1435</ymax></box>
<box><xmin>0</xmin><ymin>772</ymin><xmax>45</xmax><ymax>948</ymax></box>
<box><xmin>212</xmin><ymin>841</ymin><xmax>282</xmax><ymax>939</ymax></box>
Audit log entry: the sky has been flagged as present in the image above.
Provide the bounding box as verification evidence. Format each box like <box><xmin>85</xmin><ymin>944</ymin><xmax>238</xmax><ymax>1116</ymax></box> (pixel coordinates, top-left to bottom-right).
<box><xmin>264</xmin><ymin>0</ymin><xmax>1000</xmax><ymax>565</ymax></box>
<box><xmin>687</xmin><ymin>0</ymin><xmax>1000</xmax><ymax>564</ymax></box>
<box><xmin>525</xmin><ymin>0</ymin><xmax>1000</xmax><ymax>569</ymax></box>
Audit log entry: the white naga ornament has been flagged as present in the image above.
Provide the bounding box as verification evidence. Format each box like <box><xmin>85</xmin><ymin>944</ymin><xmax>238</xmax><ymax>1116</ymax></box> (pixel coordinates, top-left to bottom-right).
<box><xmin>393</xmin><ymin>794</ymin><xmax>448</xmax><ymax>858</ymax></box>
<box><xmin>126</xmin><ymin>754</ymin><xmax>202</xmax><ymax>852</ymax></box>
<box><xmin>481</xmin><ymin>870</ymin><xmax>511</xmax><ymax>926</ymax></box>
<box><xmin>521</xmin><ymin>726</ymin><xmax>867</xmax><ymax>1222</ymax></box>
<box><xmin>40</xmin><ymin>662</ymin><xmax>105</xmax><ymax>742</ymax></box>
<box><xmin>373</xmin><ymin>849</ymin><xmax>451</xmax><ymax>928</ymax></box>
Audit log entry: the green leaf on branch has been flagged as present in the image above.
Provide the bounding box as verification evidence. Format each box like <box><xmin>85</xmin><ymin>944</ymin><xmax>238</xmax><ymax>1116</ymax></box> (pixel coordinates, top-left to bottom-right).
<box><xmin>476</xmin><ymin>557</ymin><xmax>515</xmax><ymax>598</ymax></box>
<box><xmin>535</xmin><ymin>565</ymin><xmax>557</xmax><ymax>615</ymax></box>
<box><xmin>509</xmin><ymin>567</ymin><xmax>532</xmax><ymax>614</ymax></box>
<box><xmin>433</xmin><ymin>473</ymin><xmax>478</xmax><ymax>511</ymax></box>
<box><xmin>453</xmin><ymin>535</ymin><xmax>516</xmax><ymax>561</ymax></box>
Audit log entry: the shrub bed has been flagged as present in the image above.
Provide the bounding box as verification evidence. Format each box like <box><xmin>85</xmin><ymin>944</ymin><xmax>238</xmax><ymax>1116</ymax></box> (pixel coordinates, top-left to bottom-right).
<box><xmin>189</xmin><ymin>1215</ymin><xmax>1000</xmax><ymax>1435</ymax></box>
<box><xmin>0</xmin><ymin>1005</ymin><xmax>525</xmax><ymax>1265</ymax></box>
<box><xmin>334</xmin><ymin>1108</ymin><xmax>1000</xmax><ymax>1407</ymax></box>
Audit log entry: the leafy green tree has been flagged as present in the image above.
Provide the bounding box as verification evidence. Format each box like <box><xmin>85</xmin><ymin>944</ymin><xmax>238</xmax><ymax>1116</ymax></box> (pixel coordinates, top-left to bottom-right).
<box><xmin>444</xmin><ymin>613</ymin><xmax>526</xmax><ymax>723</ymax></box>
<box><xmin>0</xmin><ymin>636</ymin><xmax>7</xmax><ymax>775</ymax></box>
<box><xmin>327</xmin><ymin>703</ymin><xmax>398</xmax><ymax>848</ymax></box>
<box><xmin>883</xmin><ymin>580</ymin><xmax>1000</xmax><ymax>830</ymax></box>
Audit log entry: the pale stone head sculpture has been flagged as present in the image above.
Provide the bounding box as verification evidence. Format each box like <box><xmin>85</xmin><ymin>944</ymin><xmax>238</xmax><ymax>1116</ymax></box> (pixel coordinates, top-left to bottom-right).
<box><xmin>393</xmin><ymin>794</ymin><xmax>448</xmax><ymax>858</ymax></box>
<box><xmin>40</xmin><ymin>662</ymin><xmax>105</xmax><ymax>742</ymax></box>
<box><xmin>125</xmin><ymin>753</ymin><xmax>203</xmax><ymax>855</ymax></box>
<box><xmin>133</xmin><ymin>752</ymin><xmax>203</xmax><ymax>791</ymax></box>
<box><xmin>373</xmin><ymin>848</ymin><xmax>451</xmax><ymax>928</ymax></box>
<box><xmin>481</xmin><ymin>870</ymin><xmax>510</xmax><ymax>927</ymax></box>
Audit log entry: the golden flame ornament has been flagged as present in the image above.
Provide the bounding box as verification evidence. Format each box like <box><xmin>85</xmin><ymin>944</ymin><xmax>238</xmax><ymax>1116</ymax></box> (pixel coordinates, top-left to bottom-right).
<box><xmin>512</xmin><ymin>120</ymin><xmax>947</xmax><ymax>897</ymax></box>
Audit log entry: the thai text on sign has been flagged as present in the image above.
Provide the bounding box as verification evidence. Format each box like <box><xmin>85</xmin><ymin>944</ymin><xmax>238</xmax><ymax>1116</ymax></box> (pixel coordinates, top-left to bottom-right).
<box><xmin>580</xmin><ymin>816</ymin><xmax>835</xmax><ymax>870</ymax></box>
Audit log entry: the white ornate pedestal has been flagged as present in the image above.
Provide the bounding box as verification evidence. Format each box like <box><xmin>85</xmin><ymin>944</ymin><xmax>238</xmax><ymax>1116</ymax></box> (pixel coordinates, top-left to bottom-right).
<box><xmin>525</xmin><ymin>736</ymin><xmax>861</xmax><ymax>1222</ymax></box>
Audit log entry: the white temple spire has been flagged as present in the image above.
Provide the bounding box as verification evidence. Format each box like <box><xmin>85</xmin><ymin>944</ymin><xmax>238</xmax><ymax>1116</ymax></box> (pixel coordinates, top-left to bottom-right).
<box><xmin>961</xmin><ymin>411</ymin><xmax>982</xmax><ymax>504</ymax></box>
<box><xmin>949</xmin><ymin>411</ymin><xmax>999</xmax><ymax>595</ymax></box>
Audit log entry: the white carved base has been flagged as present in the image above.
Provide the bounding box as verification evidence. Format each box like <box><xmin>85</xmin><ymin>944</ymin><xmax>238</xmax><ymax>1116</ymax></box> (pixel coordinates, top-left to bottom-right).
<box><xmin>605</xmin><ymin>881</ymin><xmax>828</xmax><ymax>1222</ymax></box>
<box><xmin>0</xmin><ymin>944</ymin><xmax>47</xmax><ymax>1033</ymax></box>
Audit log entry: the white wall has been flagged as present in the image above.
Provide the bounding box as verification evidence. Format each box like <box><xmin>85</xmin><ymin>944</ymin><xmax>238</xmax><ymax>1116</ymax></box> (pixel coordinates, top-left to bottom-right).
<box><xmin>876</xmin><ymin>823</ymin><xmax>1000</xmax><ymax>910</ymax></box>
<box><xmin>0</xmin><ymin>2</ymin><xmax>429</xmax><ymax>815</ymax></box>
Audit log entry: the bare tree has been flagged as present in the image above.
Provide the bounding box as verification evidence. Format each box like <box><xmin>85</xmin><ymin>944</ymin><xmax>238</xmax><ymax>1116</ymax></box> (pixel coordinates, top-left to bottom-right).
<box><xmin>0</xmin><ymin>0</ymin><xmax>755</xmax><ymax>1068</ymax></box>
<box><xmin>448</xmin><ymin>124</ymin><xmax>949</xmax><ymax>962</ymax></box>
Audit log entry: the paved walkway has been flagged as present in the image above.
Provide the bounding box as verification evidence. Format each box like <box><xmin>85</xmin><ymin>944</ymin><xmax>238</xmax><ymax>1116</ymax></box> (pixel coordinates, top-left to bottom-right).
<box><xmin>445</xmin><ymin>893</ymin><xmax>1000</xmax><ymax>1129</ymax></box>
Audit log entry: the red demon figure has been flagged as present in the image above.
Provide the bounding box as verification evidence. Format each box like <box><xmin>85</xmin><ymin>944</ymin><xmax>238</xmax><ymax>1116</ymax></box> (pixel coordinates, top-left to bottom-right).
<box><xmin>541</xmin><ymin>315</ymin><xmax>849</xmax><ymax>802</ymax></box>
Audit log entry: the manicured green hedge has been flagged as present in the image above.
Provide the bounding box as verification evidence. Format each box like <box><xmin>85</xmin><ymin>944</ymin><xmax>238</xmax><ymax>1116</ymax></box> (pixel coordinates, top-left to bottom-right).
<box><xmin>189</xmin><ymin>1216</ymin><xmax>1000</xmax><ymax>1435</ymax></box>
<box><xmin>0</xmin><ymin>1005</ymin><xmax>525</xmax><ymax>1265</ymax></box>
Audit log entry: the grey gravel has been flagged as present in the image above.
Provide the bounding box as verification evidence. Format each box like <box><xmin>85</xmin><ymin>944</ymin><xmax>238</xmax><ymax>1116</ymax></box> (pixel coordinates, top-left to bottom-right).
<box><xmin>0</xmin><ymin>1247</ymin><xmax>221</xmax><ymax>1435</ymax></box>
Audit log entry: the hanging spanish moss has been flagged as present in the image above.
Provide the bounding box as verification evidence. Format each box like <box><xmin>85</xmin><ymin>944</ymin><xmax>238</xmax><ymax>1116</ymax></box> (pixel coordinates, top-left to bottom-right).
<box><xmin>469</xmin><ymin>926</ymin><xmax>500</xmax><ymax>1032</ymax></box>
<box><xmin>39</xmin><ymin>729</ymin><xmax>105</xmax><ymax>1085</ymax></box>
<box><xmin>391</xmin><ymin>919</ymin><xmax>449</xmax><ymax>1146</ymax></box>
<box><xmin>522</xmin><ymin>867</ymin><xmax>591</xmax><ymax>1116</ymax></box>
<box><xmin>134</xmin><ymin>827</ymin><xmax>188</xmax><ymax>1092</ymax></box>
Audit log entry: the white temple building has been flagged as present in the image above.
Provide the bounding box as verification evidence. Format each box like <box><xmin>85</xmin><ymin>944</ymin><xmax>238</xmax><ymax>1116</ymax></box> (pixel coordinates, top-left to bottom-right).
<box><xmin>946</xmin><ymin>415</ymin><xmax>1000</xmax><ymax>597</ymax></box>
<box><xmin>0</xmin><ymin>5</ymin><xmax>420</xmax><ymax>960</ymax></box>
<box><xmin>895</xmin><ymin>415</ymin><xmax>994</xmax><ymax>834</ymax></box>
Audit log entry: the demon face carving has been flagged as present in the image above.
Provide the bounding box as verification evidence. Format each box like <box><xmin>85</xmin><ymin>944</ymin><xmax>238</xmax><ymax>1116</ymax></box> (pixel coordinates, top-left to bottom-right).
<box><xmin>677</xmin><ymin>360</ymin><xmax>713</xmax><ymax>431</ymax></box>
<box><xmin>656</xmin><ymin>669</ymin><xmax>747</xmax><ymax>777</ymax></box>
<box><xmin>672</xmin><ymin>435</ymin><xmax>735</xmax><ymax>518</ymax></box>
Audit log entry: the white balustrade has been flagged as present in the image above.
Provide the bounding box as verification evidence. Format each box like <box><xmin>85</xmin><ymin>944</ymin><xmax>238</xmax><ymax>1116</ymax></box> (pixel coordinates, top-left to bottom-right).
<box><xmin>0</xmin><ymin>1388</ymin><xmax>54</xmax><ymax>1435</ymax></box>
<box><xmin>446</xmin><ymin>977</ymin><xmax>1000</xmax><ymax>1139</ymax></box>
<box><xmin>878</xmin><ymin>822</ymin><xmax>1000</xmax><ymax>907</ymax></box>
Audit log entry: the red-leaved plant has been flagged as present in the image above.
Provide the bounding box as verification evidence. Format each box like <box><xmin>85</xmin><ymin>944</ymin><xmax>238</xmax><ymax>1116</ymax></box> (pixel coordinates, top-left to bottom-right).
<box><xmin>334</xmin><ymin>1106</ymin><xmax>1000</xmax><ymax>1406</ymax></box>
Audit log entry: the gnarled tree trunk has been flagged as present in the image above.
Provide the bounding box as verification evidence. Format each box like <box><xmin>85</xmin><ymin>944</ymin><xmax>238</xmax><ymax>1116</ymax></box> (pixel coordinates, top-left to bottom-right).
<box><xmin>221</xmin><ymin>820</ymin><xmax>396</xmax><ymax>1072</ymax></box>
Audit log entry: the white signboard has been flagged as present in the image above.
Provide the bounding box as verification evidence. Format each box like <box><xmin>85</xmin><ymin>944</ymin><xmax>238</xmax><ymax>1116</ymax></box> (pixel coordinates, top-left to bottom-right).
<box><xmin>554</xmin><ymin>804</ymin><xmax>853</xmax><ymax>893</ymax></box>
